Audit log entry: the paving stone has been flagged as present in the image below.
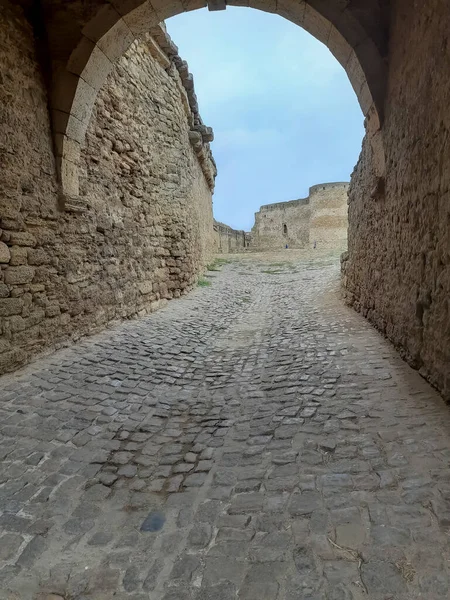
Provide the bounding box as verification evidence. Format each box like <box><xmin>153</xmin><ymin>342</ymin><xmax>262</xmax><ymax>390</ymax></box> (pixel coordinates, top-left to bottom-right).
<box><xmin>229</xmin><ymin>493</ymin><xmax>264</xmax><ymax>514</ymax></box>
<box><xmin>361</xmin><ymin>560</ymin><xmax>407</xmax><ymax>598</ymax></box>
<box><xmin>0</xmin><ymin>252</ymin><xmax>449</xmax><ymax>599</ymax></box>
<box><xmin>16</xmin><ymin>535</ymin><xmax>47</xmax><ymax>568</ymax></box>
<box><xmin>123</xmin><ymin>564</ymin><xmax>142</xmax><ymax>592</ymax></box>
<box><xmin>184</xmin><ymin>452</ymin><xmax>197</xmax><ymax>463</ymax></box>
<box><xmin>203</xmin><ymin>557</ymin><xmax>246</xmax><ymax>586</ymax></box>
<box><xmin>118</xmin><ymin>464</ymin><xmax>138</xmax><ymax>478</ymax></box>
<box><xmin>288</xmin><ymin>491</ymin><xmax>322</xmax><ymax>516</ymax></box>
<box><xmin>335</xmin><ymin>523</ymin><xmax>366</xmax><ymax>548</ymax></box>
<box><xmin>0</xmin><ymin>533</ymin><xmax>23</xmax><ymax>560</ymax></box>
<box><xmin>239</xmin><ymin>564</ymin><xmax>281</xmax><ymax>600</ymax></box>
<box><xmin>184</xmin><ymin>472</ymin><xmax>207</xmax><ymax>487</ymax></box>
<box><xmin>173</xmin><ymin>462</ymin><xmax>194</xmax><ymax>474</ymax></box>
<box><xmin>111</xmin><ymin>452</ymin><xmax>133</xmax><ymax>465</ymax></box>
<box><xmin>197</xmin><ymin>581</ymin><xmax>237</xmax><ymax>600</ymax></box>
<box><xmin>63</xmin><ymin>517</ymin><xmax>95</xmax><ymax>536</ymax></box>
<box><xmin>87</xmin><ymin>532</ymin><xmax>114</xmax><ymax>546</ymax></box>
<box><xmin>170</xmin><ymin>554</ymin><xmax>201</xmax><ymax>581</ymax></box>
<box><xmin>98</xmin><ymin>472</ymin><xmax>118</xmax><ymax>486</ymax></box>
<box><xmin>187</xmin><ymin>522</ymin><xmax>212</xmax><ymax>548</ymax></box>
<box><xmin>0</xmin><ymin>514</ymin><xmax>30</xmax><ymax>533</ymax></box>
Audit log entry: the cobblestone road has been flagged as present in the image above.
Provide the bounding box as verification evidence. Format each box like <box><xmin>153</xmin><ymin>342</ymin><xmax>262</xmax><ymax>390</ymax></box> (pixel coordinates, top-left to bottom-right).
<box><xmin>1</xmin><ymin>251</ymin><xmax>450</xmax><ymax>600</ymax></box>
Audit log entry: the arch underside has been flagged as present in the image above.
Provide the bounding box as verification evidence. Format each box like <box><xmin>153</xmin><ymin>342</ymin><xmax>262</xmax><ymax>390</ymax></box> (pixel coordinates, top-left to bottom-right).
<box><xmin>46</xmin><ymin>0</ymin><xmax>387</xmax><ymax>202</ymax></box>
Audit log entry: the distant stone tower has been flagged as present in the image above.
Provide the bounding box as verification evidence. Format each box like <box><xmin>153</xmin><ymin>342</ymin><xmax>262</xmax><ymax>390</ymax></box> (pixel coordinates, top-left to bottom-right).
<box><xmin>250</xmin><ymin>182</ymin><xmax>349</xmax><ymax>250</ymax></box>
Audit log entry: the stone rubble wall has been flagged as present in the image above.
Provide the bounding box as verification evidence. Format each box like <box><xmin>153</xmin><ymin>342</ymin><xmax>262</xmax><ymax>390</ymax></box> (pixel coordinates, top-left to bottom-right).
<box><xmin>250</xmin><ymin>183</ymin><xmax>349</xmax><ymax>250</ymax></box>
<box><xmin>0</xmin><ymin>2</ymin><xmax>215</xmax><ymax>374</ymax></box>
<box><xmin>343</xmin><ymin>0</ymin><xmax>450</xmax><ymax>400</ymax></box>
<box><xmin>213</xmin><ymin>221</ymin><xmax>250</xmax><ymax>254</ymax></box>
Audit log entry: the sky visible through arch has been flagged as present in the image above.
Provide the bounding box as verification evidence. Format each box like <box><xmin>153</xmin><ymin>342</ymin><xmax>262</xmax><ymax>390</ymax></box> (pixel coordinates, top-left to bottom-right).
<box><xmin>166</xmin><ymin>7</ymin><xmax>364</xmax><ymax>231</ymax></box>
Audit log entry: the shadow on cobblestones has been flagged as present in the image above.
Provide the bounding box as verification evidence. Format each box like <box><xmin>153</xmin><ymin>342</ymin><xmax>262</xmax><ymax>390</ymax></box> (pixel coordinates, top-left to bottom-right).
<box><xmin>0</xmin><ymin>251</ymin><xmax>449</xmax><ymax>599</ymax></box>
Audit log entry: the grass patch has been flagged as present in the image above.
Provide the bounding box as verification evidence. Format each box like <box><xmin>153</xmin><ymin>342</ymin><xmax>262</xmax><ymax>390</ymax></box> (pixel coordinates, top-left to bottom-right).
<box><xmin>206</xmin><ymin>257</ymin><xmax>233</xmax><ymax>271</ymax></box>
<box><xmin>261</xmin><ymin>269</ymin><xmax>284</xmax><ymax>275</ymax></box>
<box><xmin>197</xmin><ymin>277</ymin><xmax>211</xmax><ymax>287</ymax></box>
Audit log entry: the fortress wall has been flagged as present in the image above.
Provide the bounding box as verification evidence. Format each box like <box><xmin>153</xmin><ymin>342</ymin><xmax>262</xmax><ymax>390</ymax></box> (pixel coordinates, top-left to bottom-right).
<box><xmin>0</xmin><ymin>3</ymin><xmax>215</xmax><ymax>374</ymax></box>
<box><xmin>250</xmin><ymin>184</ymin><xmax>348</xmax><ymax>250</ymax></box>
<box><xmin>309</xmin><ymin>182</ymin><xmax>349</xmax><ymax>249</ymax></box>
<box><xmin>214</xmin><ymin>221</ymin><xmax>249</xmax><ymax>254</ymax></box>
<box><xmin>251</xmin><ymin>199</ymin><xmax>311</xmax><ymax>250</ymax></box>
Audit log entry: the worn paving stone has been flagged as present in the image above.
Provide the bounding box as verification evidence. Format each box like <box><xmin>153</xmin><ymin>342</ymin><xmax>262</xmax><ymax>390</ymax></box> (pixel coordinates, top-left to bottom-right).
<box><xmin>0</xmin><ymin>251</ymin><xmax>449</xmax><ymax>599</ymax></box>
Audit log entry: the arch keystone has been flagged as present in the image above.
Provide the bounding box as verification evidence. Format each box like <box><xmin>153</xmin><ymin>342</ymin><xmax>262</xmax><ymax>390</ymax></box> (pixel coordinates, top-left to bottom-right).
<box><xmin>122</xmin><ymin>2</ymin><xmax>160</xmax><ymax>35</ymax></box>
<box><xmin>151</xmin><ymin>0</ymin><xmax>185</xmax><ymax>20</ymax></box>
<box><xmin>249</xmin><ymin>0</ymin><xmax>276</xmax><ymax>14</ymax></box>
<box><xmin>276</xmin><ymin>0</ymin><xmax>305</xmax><ymax>25</ymax></box>
<box><xmin>208</xmin><ymin>0</ymin><xmax>226</xmax><ymax>10</ymax></box>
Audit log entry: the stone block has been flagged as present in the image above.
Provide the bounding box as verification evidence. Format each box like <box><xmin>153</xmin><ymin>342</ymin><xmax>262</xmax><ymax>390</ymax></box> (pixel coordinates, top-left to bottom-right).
<box><xmin>9</xmin><ymin>246</ymin><xmax>27</xmax><ymax>266</ymax></box>
<box><xmin>71</xmin><ymin>77</ymin><xmax>99</xmax><ymax>125</ymax></box>
<box><xmin>58</xmin><ymin>157</ymin><xmax>80</xmax><ymax>199</ymax></box>
<box><xmin>0</xmin><ymin>298</ymin><xmax>23</xmax><ymax>317</ymax></box>
<box><xmin>123</xmin><ymin>2</ymin><xmax>160</xmax><ymax>36</ymax></box>
<box><xmin>8</xmin><ymin>316</ymin><xmax>26</xmax><ymax>332</ymax></box>
<box><xmin>346</xmin><ymin>50</ymin><xmax>366</xmax><ymax>96</ymax></box>
<box><xmin>139</xmin><ymin>281</ymin><xmax>153</xmax><ymax>294</ymax></box>
<box><xmin>96</xmin><ymin>18</ymin><xmax>135</xmax><ymax>63</ymax></box>
<box><xmin>4</xmin><ymin>267</ymin><xmax>35</xmax><ymax>285</ymax></box>
<box><xmin>82</xmin><ymin>3</ymin><xmax>122</xmax><ymax>44</ymax></box>
<box><xmin>67</xmin><ymin>36</ymin><xmax>114</xmax><ymax>92</ymax></box>
<box><xmin>151</xmin><ymin>0</ymin><xmax>185</xmax><ymax>20</ymax></box>
<box><xmin>0</xmin><ymin>242</ymin><xmax>11</xmax><ymax>263</ymax></box>
<box><xmin>327</xmin><ymin>25</ymin><xmax>352</xmax><ymax>67</ymax></box>
<box><xmin>276</xmin><ymin>0</ymin><xmax>305</xmax><ymax>25</ymax></box>
<box><xmin>9</xmin><ymin>232</ymin><xmax>36</xmax><ymax>247</ymax></box>
<box><xmin>51</xmin><ymin>69</ymin><xmax>80</xmax><ymax>115</ymax></box>
<box><xmin>27</xmin><ymin>248</ymin><xmax>51</xmax><ymax>266</ymax></box>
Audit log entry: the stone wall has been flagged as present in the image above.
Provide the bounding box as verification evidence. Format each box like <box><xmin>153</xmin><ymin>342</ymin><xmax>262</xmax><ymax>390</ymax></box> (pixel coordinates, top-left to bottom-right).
<box><xmin>0</xmin><ymin>2</ymin><xmax>215</xmax><ymax>374</ymax></box>
<box><xmin>309</xmin><ymin>183</ymin><xmax>349</xmax><ymax>249</ymax></box>
<box><xmin>250</xmin><ymin>183</ymin><xmax>349</xmax><ymax>250</ymax></box>
<box><xmin>343</xmin><ymin>0</ymin><xmax>450</xmax><ymax>400</ymax></box>
<box><xmin>214</xmin><ymin>221</ymin><xmax>250</xmax><ymax>254</ymax></box>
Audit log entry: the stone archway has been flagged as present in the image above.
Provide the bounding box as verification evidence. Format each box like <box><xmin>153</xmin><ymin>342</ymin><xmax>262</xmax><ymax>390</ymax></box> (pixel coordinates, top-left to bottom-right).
<box><xmin>48</xmin><ymin>0</ymin><xmax>387</xmax><ymax>204</ymax></box>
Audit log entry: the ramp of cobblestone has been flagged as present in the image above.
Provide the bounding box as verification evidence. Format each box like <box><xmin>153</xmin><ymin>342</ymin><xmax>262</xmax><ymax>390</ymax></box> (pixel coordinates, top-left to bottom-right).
<box><xmin>0</xmin><ymin>252</ymin><xmax>449</xmax><ymax>599</ymax></box>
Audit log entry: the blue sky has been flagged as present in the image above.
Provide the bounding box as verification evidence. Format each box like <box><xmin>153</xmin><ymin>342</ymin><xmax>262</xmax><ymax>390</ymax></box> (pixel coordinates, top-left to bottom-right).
<box><xmin>166</xmin><ymin>7</ymin><xmax>364</xmax><ymax>231</ymax></box>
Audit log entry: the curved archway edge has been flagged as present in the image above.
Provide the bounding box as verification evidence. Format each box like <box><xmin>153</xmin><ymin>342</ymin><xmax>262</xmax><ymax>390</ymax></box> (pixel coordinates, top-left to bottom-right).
<box><xmin>51</xmin><ymin>0</ymin><xmax>387</xmax><ymax>204</ymax></box>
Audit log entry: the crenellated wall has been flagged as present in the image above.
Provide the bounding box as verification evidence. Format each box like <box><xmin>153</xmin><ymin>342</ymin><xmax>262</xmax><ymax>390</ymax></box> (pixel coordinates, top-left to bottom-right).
<box><xmin>0</xmin><ymin>2</ymin><xmax>215</xmax><ymax>374</ymax></box>
<box><xmin>250</xmin><ymin>183</ymin><xmax>349</xmax><ymax>251</ymax></box>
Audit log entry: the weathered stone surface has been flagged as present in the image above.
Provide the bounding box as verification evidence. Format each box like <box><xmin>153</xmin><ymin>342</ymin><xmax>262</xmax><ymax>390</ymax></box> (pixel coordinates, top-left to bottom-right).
<box><xmin>4</xmin><ymin>266</ymin><xmax>35</xmax><ymax>285</ymax></box>
<box><xmin>0</xmin><ymin>242</ymin><xmax>11</xmax><ymax>263</ymax></box>
<box><xmin>250</xmin><ymin>183</ymin><xmax>349</xmax><ymax>251</ymax></box>
<box><xmin>0</xmin><ymin>252</ymin><xmax>448</xmax><ymax>598</ymax></box>
<box><xmin>0</xmin><ymin>4</ymin><xmax>216</xmax><ymax>375</ymax></box>
<box><xmin>342</xmin><ymin>0</ymin><xmax>450</xmax><ymax>402</ymax></box>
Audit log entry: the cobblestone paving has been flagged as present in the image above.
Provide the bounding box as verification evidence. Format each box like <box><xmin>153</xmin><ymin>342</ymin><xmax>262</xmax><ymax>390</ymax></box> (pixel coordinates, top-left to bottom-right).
<box><xmin>1</xmin><ymin>251</ymin><xmax>450</xmax><ymax>600</ymax></box>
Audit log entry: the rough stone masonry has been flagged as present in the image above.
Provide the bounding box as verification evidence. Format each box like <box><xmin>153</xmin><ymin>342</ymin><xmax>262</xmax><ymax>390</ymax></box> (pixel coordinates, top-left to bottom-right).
<box><xmin>250</xmin><ymin>183</ymin><xmax>349</xmax><ymax>251</ymax></box>
<box><xmin>0</xmin><ymin>4</ymin><xmax>216</xmax><ymax>375</ymax></box>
